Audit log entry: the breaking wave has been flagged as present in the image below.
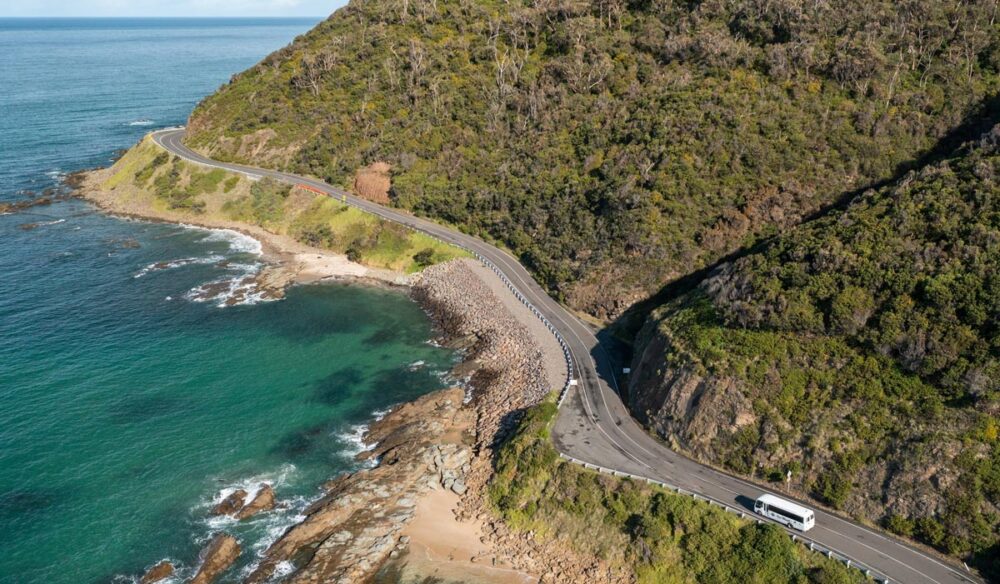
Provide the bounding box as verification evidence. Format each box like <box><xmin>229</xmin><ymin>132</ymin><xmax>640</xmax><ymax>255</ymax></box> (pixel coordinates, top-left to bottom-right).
<box><xmin>194</xmin><ymin>226</ymin><xmax>263</xmax><ymax>255</ymax></box>
<box><xmin>183</xmin><ymin>264</ymin><xmax>275</xmax><ymax>308</ymax></box>
<box><xmin>134</xmin><ymin>255</ymin><xmax>225</xmax><ymax>278</ymax></box>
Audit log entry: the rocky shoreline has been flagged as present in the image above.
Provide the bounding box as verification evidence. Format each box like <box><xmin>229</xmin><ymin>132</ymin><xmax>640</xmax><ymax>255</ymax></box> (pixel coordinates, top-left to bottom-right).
<box><xmin>130</xmin><ymin>255</ymin><xmax>618</xmax><ymax>584</ymax></box>
<box><xmin>73</xmin><ymin>160</ymin><xmax>611</xmax><ymax>583</ymax></box>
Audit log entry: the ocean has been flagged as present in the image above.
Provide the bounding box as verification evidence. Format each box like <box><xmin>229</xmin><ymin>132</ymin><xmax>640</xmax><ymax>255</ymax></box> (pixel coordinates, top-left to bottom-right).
<box><xmin>0</xmin><ymin>18</ymin><xmax>457</xmax><ymax>584</ymax></box>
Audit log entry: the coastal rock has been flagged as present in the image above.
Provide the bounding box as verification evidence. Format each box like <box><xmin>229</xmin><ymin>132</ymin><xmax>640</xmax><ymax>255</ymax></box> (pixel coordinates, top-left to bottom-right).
<box><xmin>0</xmin><ymin>197</ymin><xmax>53</xmax><ymax>215</ymax></box>
<box><xmin>242</xmin><ymin>387</ymin><xmax>473</xmax><ymax>584</ymax></box>
<box><xmin>139</xmin><ymin>560</ymin><xmax>174</xmax><ymax>584</ymax></box>
<box><xmin>211</xmin><ymin>489</ymin><xmax>247</xmax><ymax>516</ymax></box>
<box><xmin>190</xmin><ymin>533</ymin><xmax>240</xmax><ymax>584</ymax></box>
<box><xmin>236</xmin><ymin>484</ymin><xmax>276</xmax><ymax>520</ymax></box>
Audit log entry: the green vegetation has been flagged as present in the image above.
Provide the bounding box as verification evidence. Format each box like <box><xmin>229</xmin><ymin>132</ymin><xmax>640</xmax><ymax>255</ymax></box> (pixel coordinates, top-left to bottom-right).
<box><xmin>187</xmin><ymin>0</ymin><xmax>1000</xmax><ymax>316</ymax></box>
<box><xmin>103</xmin><ymin>139</ymin><xmax>468</xmax><ymax>273</ymax></box>
<box><xmin>223</xmin><ymin>177</ymin><xmax>292</xmax><ymax>226</ymax></box>
<box><xmin>490</xmin><ymin>397</ymin><xmax>866</xmax><ymax>584</ymax></box>
<box><xmin>106</xmin><ymin>138</ymin><xmax>227</xmax><ymax>212</ymax></box>
<box><xmin>221</xmin><ymin>178</ymin><xmax>469</xmax><ymax>272</ymax></box>
<box><xmin>104</xmin><ymin>137</ymin><xmax>163</xmax><ymax>190</ymax></box>
<box><xmin>638</xmin><ymin>132</ymin><xmax>1000</xmax><ymax>573</ymax></box>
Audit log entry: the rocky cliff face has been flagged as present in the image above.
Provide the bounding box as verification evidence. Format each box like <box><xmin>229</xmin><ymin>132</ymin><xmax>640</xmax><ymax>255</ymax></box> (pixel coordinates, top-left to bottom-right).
<box><xmin>627</xmin><ymin>292</ymin><xmax>998</xmax><ymax>569</ymax></box>
<box><xmin>627</xmin><ymin>321</ymin><xmax>755</xmax><ymax>459</ymax></box>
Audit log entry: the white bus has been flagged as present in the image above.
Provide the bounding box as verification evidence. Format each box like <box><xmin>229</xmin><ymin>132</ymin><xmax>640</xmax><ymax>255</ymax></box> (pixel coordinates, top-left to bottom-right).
<box><xmin>754</xmin><ymin>493</ymin><xmax>815</xmax><ymax>532</ymax></box>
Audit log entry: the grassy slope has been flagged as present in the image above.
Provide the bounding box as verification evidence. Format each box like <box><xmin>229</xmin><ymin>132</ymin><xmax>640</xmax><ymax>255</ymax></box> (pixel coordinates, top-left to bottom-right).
<box><xmin>490</xmin><ymin>397</ymin><xmax>867</xmax><ymax>584</ymax></box>
<box><xmin>634</xmin><ymin>132</ymin><xmax>1000</xmax><ymax>574</ymax></box>
<box><xmin>103</xmin><ymin>137</ymin><xmax>468</xmax><ymax>272</ymax></box>
<box><xmin>185</xmin><ymin>0</ymin><xmax>1000</xmax><ymax>317</ymax></box>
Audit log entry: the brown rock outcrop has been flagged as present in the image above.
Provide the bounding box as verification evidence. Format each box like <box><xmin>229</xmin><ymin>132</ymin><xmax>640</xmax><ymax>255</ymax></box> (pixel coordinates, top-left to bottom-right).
<box><xmin>211</xmin><ymin>489</ymin><xmax>247</xmax><ymax>516</ymax></box>
<box><xmin>236</xmin><ymin>484</ymin><xmax>276</xmax><ymax>520</ymax></box>
<box><xmin>626</xmin><ymin>325</ymin><xmax>755</xmax><ymax>457</ymax></box>
<box><xmin>139</xmin><ymin>560</ymin><xmax>174</xmax><ymax>584</ymax></box>
<box><xmin>191</xmin><ymin>533</ymin><xmax>240</xmax><ymax>584</ymax></box>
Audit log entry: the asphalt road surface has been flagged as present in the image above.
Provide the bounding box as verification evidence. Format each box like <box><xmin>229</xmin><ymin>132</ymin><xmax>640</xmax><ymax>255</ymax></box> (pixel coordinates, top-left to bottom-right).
<box><xmin>153</xmin><ymin>128</ymin><xmax>982</xmax><ymax>584</ymax></box>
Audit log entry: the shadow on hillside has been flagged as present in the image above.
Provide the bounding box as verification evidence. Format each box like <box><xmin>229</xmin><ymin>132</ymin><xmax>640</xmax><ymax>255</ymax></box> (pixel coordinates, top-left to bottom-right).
<box><xmin>608</xmin><ymin>92</ymin><xmax>1000</xmax><ymax>347</ymax></box>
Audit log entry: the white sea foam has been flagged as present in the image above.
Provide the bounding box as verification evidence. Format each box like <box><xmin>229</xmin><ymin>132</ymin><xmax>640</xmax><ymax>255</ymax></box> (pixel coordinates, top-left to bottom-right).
<box><xmin>198</xmin><ymin>464</ymin><xmax>297</xmax><ymax>526</ymax></box>
<box><xmin>134</xmin><ymin>255</ymin><xmax>225</xmax><ymax>278</ymax></box>
<box><xmin>30</xmin><ymin>219</ymin><xmax>66</xmax><ymax>228</ymax></box>
<box><xmin>337</xmin><ymin>424</ymin><xmax>371</xmax><ymax>454</ymax></box>
<box><xmin>336</xmin><ymin>424</ymin><xmax>379</xmax><ymax>468</ymax></box>
<box><xmin>371</xmin><ymin>408</ymin><xmax>391</xmax><ymax>422</ymax></box>
<box><xmin>185</xmin><ymin>275</ymin><xmax>272</xmax><ymax>308</ymax></box>
<box><xmin>251</xmin><ymin>510</ymin><xmax>307</xmax><ymax>557</ymax></box>
<box><xmin>176</xmin><ymin>223</ymin><xmax>264</xmax><ymax>256</ymax></box>
<box><xmin>407</xmin><ymin>360</ymin><xmax>426</xmax><ymax>371</ymax></box>
<box><xmin>160</xmin><ymin>226</ymin><xmax>270</xmax><ymax>308</ymax></box>
<box><xmin>128</xmin><ymin>119</ymin><xmax>155</xmax><ymax>126</ymax></box>
<box><xmin>271</xmin><ymin>561</ymin><xmax>298</xmax><ymax>579</ymax></box>
<box><xmin>183</xmin><ymin>260</ymin><xmax>277</xmax><ymax>308</ymax></box>
<box><xmin>199</xmin><ymin>227</ymin><xmax>263</xmax><ymax>255</ymax></box>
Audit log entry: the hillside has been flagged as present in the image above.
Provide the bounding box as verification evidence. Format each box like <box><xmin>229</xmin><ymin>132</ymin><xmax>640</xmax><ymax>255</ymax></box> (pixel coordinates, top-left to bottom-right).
<box><xmin>627</xmin><ymin>127</ymin><xmax>1000</xmax><ymax>577</ymax></box>
<box><xmin>185</xmin><ymin>0</ymin><xmax>1000</xmax><ymax>318</ymax></box>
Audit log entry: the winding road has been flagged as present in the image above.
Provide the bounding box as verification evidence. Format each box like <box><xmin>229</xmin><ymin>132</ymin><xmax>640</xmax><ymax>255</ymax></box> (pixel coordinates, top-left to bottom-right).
<box><xmin>153</xmin><ymin>128</ymin><xmax>982</xmax><ymax>584</ymax></box>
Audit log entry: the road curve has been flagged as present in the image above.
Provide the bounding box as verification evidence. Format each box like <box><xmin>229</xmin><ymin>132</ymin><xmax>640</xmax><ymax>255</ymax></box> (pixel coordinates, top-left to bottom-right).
<box><xmin>153</xmin><ymin>128</ymin><xmax>981</xmax><ymax>584</ymax></box>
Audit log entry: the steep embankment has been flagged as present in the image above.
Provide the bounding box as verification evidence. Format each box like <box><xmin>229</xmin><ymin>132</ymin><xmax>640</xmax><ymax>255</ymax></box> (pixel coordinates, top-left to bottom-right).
<box><xmin>184</xmin><ymin>0</ymin><xmax>999</xmax><ymax>319</ymax></box>
<box><xmin>628</xmin><ymin>128</ymin><xmax>1000</xmax><ymax>577</ymax></box>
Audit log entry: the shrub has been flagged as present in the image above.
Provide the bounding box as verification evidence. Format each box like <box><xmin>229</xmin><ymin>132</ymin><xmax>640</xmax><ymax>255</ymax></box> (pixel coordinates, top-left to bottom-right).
<box><xmin>884</xmin><ymin>514</ymin><xmax>915</xmax><ymax>537</ymax></box>
<box><xmin>248</xmin><ymin>178</ymin><xmax>290</xmax><ymax>225</ymax></box>
<box><xmin>413</xmin><ymin>247</ymin><xmax>435</xmax><ymax>267</ymax></box>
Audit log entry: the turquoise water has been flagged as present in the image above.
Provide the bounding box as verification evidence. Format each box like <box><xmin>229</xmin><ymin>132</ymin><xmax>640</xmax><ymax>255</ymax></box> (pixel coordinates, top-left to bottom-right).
<box><xmin>0</xmin><ymin>19</ymin><xmax>457</xmax><ymax>584</ymax></box>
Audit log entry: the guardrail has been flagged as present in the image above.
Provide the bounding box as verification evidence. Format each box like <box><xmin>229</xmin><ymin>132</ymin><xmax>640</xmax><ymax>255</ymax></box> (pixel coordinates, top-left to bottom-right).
<box><xmin>557</xmin><ymin>452</ymin><xmax>893</xmax><ymax>584</ymax></box>
<box><xmin>468</xmin><ymin>250</ymin><xmax>576</xmax><ymax>403</ymax></box>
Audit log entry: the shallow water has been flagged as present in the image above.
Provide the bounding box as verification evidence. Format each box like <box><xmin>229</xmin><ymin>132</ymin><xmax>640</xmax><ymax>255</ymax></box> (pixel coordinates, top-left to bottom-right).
<box><xmin>0</xmin><ymin>18</ymin><xmax>458</xmax><ymax>584</ymax></box>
